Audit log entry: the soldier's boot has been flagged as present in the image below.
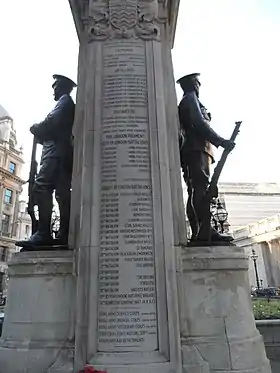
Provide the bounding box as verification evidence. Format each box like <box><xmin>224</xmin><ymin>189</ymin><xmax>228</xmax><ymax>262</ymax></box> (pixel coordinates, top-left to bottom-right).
<box><xmin>197</xmin><ymin>218</ymin><xmax>234</xmax><ymax>243</ymax></box>
<box><xmin>210</xmin><ymin>227</ymin><xmax>233</xmax><ymax>242</ymax></box>
<box><xmin>195</xmin><ymin>225</ymin><xmax>233</xmax><ymax>243</ymax></box>
<box><xmin>195</xmin><ymin>194</ymin><xmax>234</xmax><ymax>244</ymax></box>
<box><xmin>16</xmin><ymin>193</ymin><xmax>54</xmax><ymax>248</ymax></box>
<box><xmin>55</xmin><ymin>195</ymin><xmax>71</xmax><ymax>246</ymax></box>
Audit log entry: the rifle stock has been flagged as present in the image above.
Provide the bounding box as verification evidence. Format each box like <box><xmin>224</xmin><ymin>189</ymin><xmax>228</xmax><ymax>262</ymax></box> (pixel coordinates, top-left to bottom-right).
<box><xmin>27</xmin><ymin>136</ymin><xmax>38</xmax><ymax>234</ymax></box>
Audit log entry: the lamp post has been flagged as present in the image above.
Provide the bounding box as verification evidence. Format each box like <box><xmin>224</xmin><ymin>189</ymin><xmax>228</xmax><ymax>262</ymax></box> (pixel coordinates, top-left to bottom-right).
<box><xmin>51</xmin><ymin>209</ymin><xmax>60</xmax><ymax>239</ymax></box>
<box><xmin>212</xmin><ymin>199</ymin><xmax>228</xmax><ymax>234</ymax></box>
<box><xmin>251</xmin><ymin>248</ymin><xmax>260</xmax><ymax>290</ymax></box>
<box><xmin>210</xmin><ymin>200</ymin><xmax>219</xmax><ymax>231</ymax></box>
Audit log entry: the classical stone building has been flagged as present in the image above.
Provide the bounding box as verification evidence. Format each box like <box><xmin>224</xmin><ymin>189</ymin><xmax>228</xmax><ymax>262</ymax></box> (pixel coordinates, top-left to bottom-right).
<box><xmin>234</xmin><ymin>214</ymin><xmax>280</xmax><ymax>288</ymax></box>
<box><xmin>219</xmin><ymin>182</ymin><xmax>280</xmax><ymax>231</ymax></box>
<box><xmin>0</xmin><ymin>105</ymin><xmax>31</xmax><ymax>295</ymax></box>
<box><xmin>182</xmin><ymin>181</ymin><xmax>280</xmax><ymax>236</ymax></box>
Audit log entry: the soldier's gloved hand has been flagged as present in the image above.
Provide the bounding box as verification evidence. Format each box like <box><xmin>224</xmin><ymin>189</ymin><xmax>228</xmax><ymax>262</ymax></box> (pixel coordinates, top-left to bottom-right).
<box><xmin>220</xmin><ymin>139</ymin><xmax>235</xmax><ymax>151</ymax></box>
<box><xmin>30</xmin><ymin>125</ymin><xmax>43</xmax><ymax>144</ymax></box>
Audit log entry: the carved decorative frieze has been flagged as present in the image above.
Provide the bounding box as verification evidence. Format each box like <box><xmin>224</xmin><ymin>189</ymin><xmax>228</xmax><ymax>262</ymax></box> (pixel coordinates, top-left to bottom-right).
<box><xmin>82</xmin><ymin>0</ymin><xmax>161</xmax><ymax>41</ymax></box>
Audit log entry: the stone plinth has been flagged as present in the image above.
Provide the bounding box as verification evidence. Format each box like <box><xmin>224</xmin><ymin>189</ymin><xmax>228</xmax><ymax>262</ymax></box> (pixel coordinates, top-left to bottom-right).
<box><xmin>0</xmin><ymin>250</ymin><xmax>75</xmax><ymax>373</ymax></box>
<box><xmin>179</xmin><ymin>245</ymin><xmax>271</xmax><ymax>373</ymax></box>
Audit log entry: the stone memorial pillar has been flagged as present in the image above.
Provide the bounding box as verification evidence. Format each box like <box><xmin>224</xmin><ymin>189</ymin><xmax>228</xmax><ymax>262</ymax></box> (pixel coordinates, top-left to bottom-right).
<box><xmin>0</xmin><ymin>2</ymin><xmax>271</xmax><ymax>373</ymax></box>
<box><xmin>69</xmin><ymin>1</ymin><xmax>183</xmax><ymax>372</ymax></box>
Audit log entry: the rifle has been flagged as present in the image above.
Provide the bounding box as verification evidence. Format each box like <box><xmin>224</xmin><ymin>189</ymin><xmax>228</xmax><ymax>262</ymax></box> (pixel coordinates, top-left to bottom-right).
<box><xmin>208</xmin><ymin>121</ymin><xmax>242</xmax><ymax>198</ymax></box>
<box><xmin>27</xmin><ymin>136</ymin><xmax>39</xmax><ymax>234</ymax></box>
<box><xmin>199</xmin><ymin>121</ymin><xmax>242</xmax><ymax>243</ymax></box>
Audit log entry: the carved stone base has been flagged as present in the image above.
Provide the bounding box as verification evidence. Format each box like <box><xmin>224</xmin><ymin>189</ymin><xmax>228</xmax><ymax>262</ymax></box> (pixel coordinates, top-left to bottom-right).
<box><xmin>179</xmin><ymin>245</ymin><xmax>271</xmax><ymax>373</ymax></box>
<box><xmin>0</xmin><ymin>250</ymin><xmax>75</xmax><ymax>373</ymax></box>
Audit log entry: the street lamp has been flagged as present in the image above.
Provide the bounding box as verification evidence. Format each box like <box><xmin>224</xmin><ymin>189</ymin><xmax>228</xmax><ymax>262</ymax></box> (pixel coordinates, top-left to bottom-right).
<box><xmin>251</xmin><ymin>248</ymin><xmax>260</xmax><ymax>290</ymax></box>
<box><xmin>210</xmin><ymin>199</ymin><xmax>219</xmax><ymax>231</ymax></box>
<box><xmin>212</xmin><ymin>199</ymin><xmax>228</xmax><ymax>233</ymax></box>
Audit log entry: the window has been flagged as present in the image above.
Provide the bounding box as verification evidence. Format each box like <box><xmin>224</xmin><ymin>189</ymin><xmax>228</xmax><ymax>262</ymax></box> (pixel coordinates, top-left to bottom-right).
<box><xmin>25</xmin><ymin>225</ymin><xmax>30</xmax><ymax>238</ymax></box>
<box><xmin>0</xmin><ymin>247</ymin><xmax>7</xmax><ymax>262</ymax></box>
<box><xmin>4</xmin><ymin>189</ymin><xmax>12</xmax><ymax>204</ymax></box>
<box><xmin>9</xmin><ymin>162</ymin><xmax>16</xmax><ymax>174</ymax></box>
<box><xmin>13</xmin><ymin>222</ymin><xmax>18</xmax><ymax>238</ymax></box>
<box><xmin>2</xmin><ymin>215</ymin><xmax>10</xmax><ymax>234</ymax></box>
<box><xmin>0</xmin><ymin>272</ymin><xmax>4</xmax><ymax>293</ymax></box>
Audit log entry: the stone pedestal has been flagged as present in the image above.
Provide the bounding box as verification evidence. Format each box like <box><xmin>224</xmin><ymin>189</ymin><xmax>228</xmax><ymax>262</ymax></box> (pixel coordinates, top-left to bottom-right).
<box><xmin>0</xmin><ymin>251</ymin><xmax>75</xmax><ymax>373</ymax></box>
<box><xmin>179</xmin><ymin>245</ymin><xmax>271</xmax><ymax>373</ymax></box>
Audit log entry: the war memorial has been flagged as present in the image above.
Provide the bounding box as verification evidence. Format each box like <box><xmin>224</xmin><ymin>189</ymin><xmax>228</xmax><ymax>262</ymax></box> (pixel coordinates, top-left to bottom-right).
<box><xmin>0</xmin><ymin>1</ymin><xmax>272</xmax><ymax>372</ymax></box>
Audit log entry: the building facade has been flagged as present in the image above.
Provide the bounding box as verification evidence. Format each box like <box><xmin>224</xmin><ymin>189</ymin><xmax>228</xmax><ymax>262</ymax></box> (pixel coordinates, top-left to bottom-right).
<box><xmin>218</xmin><ymin>182</ymin><xmax>280</xmax><ymax>232</ymax></box>
<box><xmin>0</xmin><ymin>105</ymin><xmax>31</xmax><ymax>295</ymax></box>
<box><xmin>234</xmin><ymin>214</ymin><xmax>280</xmax><ymax>288</ymax></box>
<box><xmin>182</xmin><ymin>181</ymin><xmax>280</xmax><ymax>236</ymax></box>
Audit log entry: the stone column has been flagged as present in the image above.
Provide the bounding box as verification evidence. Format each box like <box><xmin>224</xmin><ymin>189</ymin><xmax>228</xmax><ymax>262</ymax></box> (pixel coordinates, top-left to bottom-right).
<box><xmin>266</xmin><ymin>240</ymin><xmax>280</xmax><ymax>286</ymax></box>
<box><xmin>69</xmin><ymin>0</ymin><xmax>183</xmax><ymax>372</ymax></box>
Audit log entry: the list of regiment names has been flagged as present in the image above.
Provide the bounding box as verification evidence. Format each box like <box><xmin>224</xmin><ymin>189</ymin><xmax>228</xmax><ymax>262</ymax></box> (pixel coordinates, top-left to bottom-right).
<box><xmin>97</xmin><ymin>41</ymin><xmax>158</xmax><ymax>352</ymax></box>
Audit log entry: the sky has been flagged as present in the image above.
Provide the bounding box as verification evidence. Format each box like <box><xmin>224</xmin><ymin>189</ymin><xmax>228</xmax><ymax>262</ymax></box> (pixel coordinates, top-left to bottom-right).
<box><xmin>0</xmin><ymin>0</ymin><xmax>280</xmax><ymax>185</ymax></box>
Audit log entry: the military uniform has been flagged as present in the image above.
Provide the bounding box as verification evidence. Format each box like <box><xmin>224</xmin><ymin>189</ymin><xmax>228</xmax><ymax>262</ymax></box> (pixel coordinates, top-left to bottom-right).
<box><xmin>17</xmin><ymin>75</ymin><xmax>76</xmax><ymax>248</ymax></box>
<box><xmin>179</xmin><ymin>91</ymin><xmax>223</xmax><ymax>189</ymax></box>
<box><xmin>33</xmin><ymin>93</ymin><xmax>74</xmax><ymax>240</ymax></box>
<box><xmin>177</xmin><ymin>74</ymin><xmax>230</xmax><ymax>242</ymax></box>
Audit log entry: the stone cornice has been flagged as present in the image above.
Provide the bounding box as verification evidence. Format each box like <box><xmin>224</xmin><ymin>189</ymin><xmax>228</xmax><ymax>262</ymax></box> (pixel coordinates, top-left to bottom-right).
<box><xmin>0</xmin><ymin>116</ymin><xmax>12</xmax><ymax>122</ymax></box>
<box><xmin>234</xmin><ymin>214</ymin><xmax>280</xmax><ymax>247</ymax></box>
<box><xmin>0</xmin><ymin>236</ymin><xmax>16</xmax><ymax>247</ymax></box>
<box><xmin>0</xmin><ymin>167</ymin><xmax>25</xmax><ymax>187</ymax></box>
<box><xmin>0</xmin><ymin>143</ymin><xmax>24</xmax><ymax>164</ymax></box>
<box><xmin>234</xmin><ymin>229</ymin><xmax>280</xmax><ymax>248</ymax></box>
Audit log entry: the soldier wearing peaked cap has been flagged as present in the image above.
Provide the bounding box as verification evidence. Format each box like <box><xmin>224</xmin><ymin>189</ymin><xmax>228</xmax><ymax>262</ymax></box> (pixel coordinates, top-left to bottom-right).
<box><xmin>177</xmin><ymin>73</ymin><xmax>235</xmax><ymax>243</ymax></box>
<box><xmin>16</xmin><ymin>74</ymin><xmax>76</xmax><ymax>249</ymax></box>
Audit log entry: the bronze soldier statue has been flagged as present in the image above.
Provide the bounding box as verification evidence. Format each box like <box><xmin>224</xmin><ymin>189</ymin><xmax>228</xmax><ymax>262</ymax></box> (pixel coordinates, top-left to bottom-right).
<box><xmin>16</xmin><ymin>74</ymin><xmax>76</xmax><ymax>249</ymax></box>
<box><xmin>177</xmin><ymin>73</ymin><xmax>235</xmax><ymax>243</ymax></box>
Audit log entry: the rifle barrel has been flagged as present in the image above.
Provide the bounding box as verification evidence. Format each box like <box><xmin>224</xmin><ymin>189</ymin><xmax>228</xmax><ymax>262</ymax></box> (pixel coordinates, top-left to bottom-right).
<box><xmin>210</xmin><ymin>121</ymin><xmax>242</xmax><ymax>189</ymax></box>
<box><xmin>31</xmin><ymin>136</ymin><xmax>37</xmax><ymax>163</ymax></box>
<box><xmin>28</xmin><ymin>136</ymin><xmax>38</xmax><ymax>234</ymax></box>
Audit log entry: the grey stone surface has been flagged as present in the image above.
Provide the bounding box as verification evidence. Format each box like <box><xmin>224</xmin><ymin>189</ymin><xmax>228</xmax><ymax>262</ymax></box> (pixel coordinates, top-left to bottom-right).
<box><xmin>0</xmin><ymin>251</ymin><xmax>75</xmax><ymax>373</ymax></box>
<box><xmin>179</xmin><ymin>245</ymin><xmax>271</xmax><ymax>373</ymax></box>
<box><xmin>256</xmin><ymin>320</ymin><xmax>280</xmax><ymax>373</ymax></box>
<box><xmin>96</xmin><ymin>40</ymin><xmax>158</xmax><ymax>353</ymax></box>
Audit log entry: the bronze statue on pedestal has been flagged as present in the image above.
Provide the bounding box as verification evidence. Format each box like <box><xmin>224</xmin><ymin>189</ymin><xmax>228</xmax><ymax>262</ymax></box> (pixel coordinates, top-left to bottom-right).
<box><xmin>177</xmin><ymin>73</ymin><xmax>240</xmax><ymax>245</ymax></box>
<box><xmin>16</xmin><ymin>74</ymin><xmax>76</xmax><ymax>251</ymax></box>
